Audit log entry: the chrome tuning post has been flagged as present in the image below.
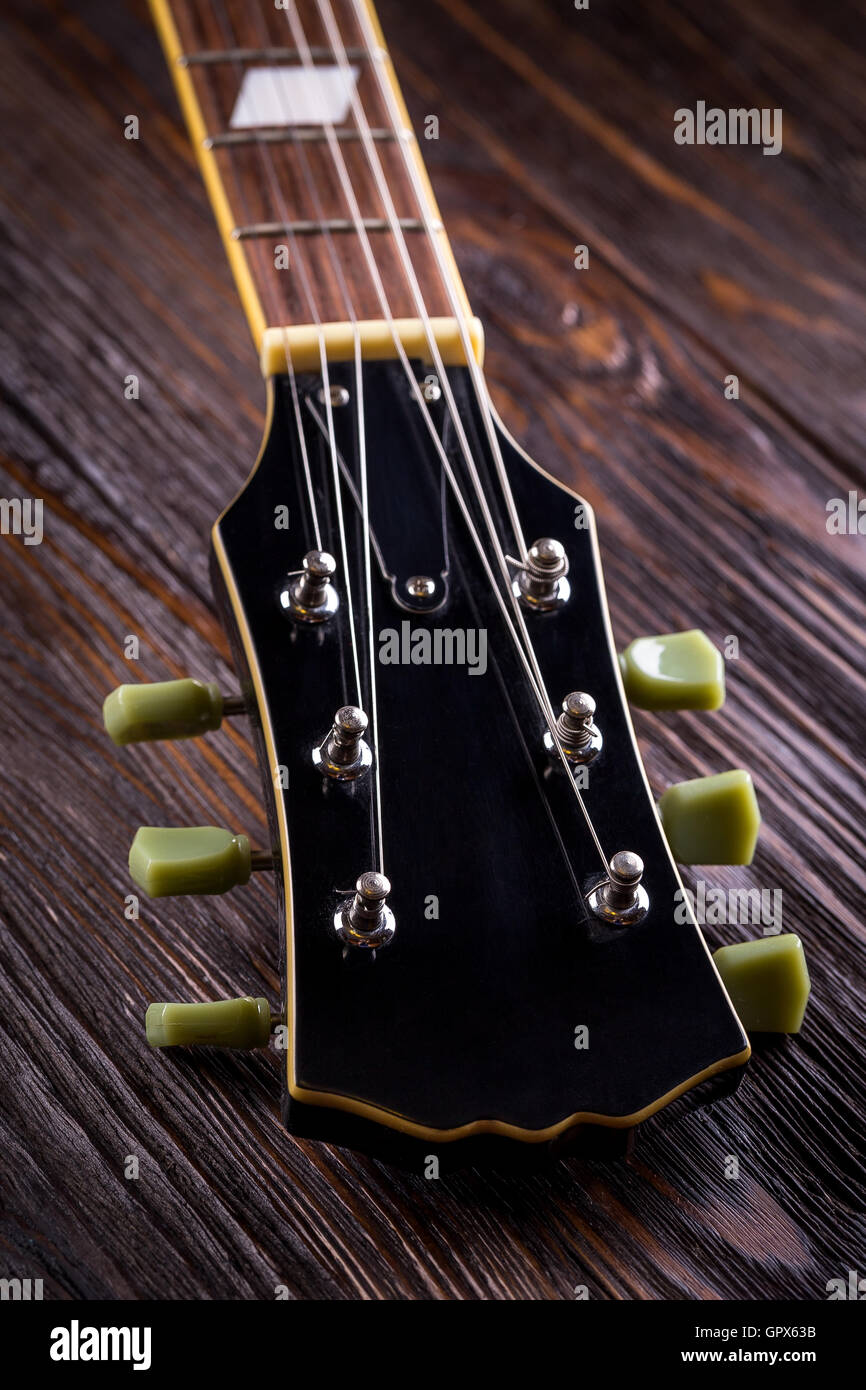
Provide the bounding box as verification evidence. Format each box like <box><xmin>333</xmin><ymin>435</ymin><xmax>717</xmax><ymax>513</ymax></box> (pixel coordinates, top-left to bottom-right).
<box><xmin>313</xmin><ymin>705</ymin><xmax>372</xmax><ymax>781</ymax></box>
<box><xmin>512</xmin><ymin>537</ymin><xmax>570</xmax><ymax>611</ymax></box>
<box><xmin>280</xmin><ymin>549</ymin><xmax>339</xmax><ymax>624</ymax></box>
<box><xmin>334</xmin><ymin>872</ymin><xmax>396</xmax><ymax>950</ymax></box>
<box><xmin>588</xmin><ymin>851</ymin><xmax>649</xmax><ymax>926</ymax></box>
<box><xmin>545</xmin><ymin>691</ymin><xmax>602</xmax><ymax>766</ymax></box>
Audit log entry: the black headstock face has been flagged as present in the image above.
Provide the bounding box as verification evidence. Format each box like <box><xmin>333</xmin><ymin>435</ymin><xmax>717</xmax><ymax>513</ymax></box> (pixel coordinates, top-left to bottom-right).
<box><xmin>212</xmin><ymin>360</ymin><xmax>749</xmax><ymax>1163</ymax></box>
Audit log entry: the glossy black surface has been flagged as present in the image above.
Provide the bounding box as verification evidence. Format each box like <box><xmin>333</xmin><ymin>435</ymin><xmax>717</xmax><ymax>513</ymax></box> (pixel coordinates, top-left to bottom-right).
<box><xmin>213</xmin><ymin>362</ymin><xmax>748</xmax><ymax>1156</ymax></box>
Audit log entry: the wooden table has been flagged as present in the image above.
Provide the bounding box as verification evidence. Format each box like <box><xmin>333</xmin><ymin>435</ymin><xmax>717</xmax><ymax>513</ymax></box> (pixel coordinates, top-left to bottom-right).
<box><xmin>1</xmin><ymin>0</ymin><xmax>863</xmax><ymax>1299</ymax></box>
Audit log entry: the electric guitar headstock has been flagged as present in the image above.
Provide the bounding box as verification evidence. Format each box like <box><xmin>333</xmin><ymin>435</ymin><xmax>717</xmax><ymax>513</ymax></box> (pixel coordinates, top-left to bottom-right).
<box><xmin>102</xmin><ymin>0</ymin><xmax>809</xmax><ymax>1169</ymax></box>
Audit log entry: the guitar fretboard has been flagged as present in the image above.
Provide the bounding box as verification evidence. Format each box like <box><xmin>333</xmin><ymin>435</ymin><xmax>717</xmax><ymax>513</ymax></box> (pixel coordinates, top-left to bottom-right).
<box><xmin>152</xmin><ymin>0</ymin><xmax>474</xmax><ymax>360</ymax></box>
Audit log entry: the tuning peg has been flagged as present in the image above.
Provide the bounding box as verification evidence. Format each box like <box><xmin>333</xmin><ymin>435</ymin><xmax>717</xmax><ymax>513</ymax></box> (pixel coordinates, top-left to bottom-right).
<box><xmin>129</xmin><ymin>825</ymin><xmax>273</xmax><ymax>897</ymax></box>
<box><xmin>659</xmin><ymin>769</ymin><xmax>760</xmax><ymax>865</ymax></box>
<box><xmin>103</xmin><ymin>678</ymin><xmax>246</xmax><ymax>745</ymax></box>
<box><xmin>713</xmin><ymin>935</ymin><xmax>810</xmax><ymax>1033</ymax></box>
<box><xmin>146</xmin><ymin>995</ymin><xmax>272</xmax><ymax>1048</ymax></box>
<box><xmin>619</xmin><ymin>630</ymin><xmax>725</xmax><ymax>710</ymax></box>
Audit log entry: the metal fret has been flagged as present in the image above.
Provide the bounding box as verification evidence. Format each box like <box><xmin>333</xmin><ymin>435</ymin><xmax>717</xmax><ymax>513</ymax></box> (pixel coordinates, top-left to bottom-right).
<box><xmin>177</xmin><ymin>46</ymin><xmax>375</xmax><ymax>68</ymax></box>
<box><xmin>231</xmin><ymin>217</ymin><xmax>441</xmax><ymax>240</ymax></box>
<box><xmin>204</xmin><ymin>127</ymin><xmax>406</xmax><ymax>150</ymax></box>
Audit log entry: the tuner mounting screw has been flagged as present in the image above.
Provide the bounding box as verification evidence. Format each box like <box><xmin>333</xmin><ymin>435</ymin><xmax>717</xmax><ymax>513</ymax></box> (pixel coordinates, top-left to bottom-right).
<box><xmin>588</xmin><ymin>851</ymin><xmax>649</xmax><ymax>926</ymax></box>
<box><xmin>313</xmin><ymin>705</ymin><xmax>372</xmax><ymax>781</ymax></box>
<box><xmin>334</xmin><ymin>872</ymin><xmax>396</xmax><ymax>950</ymax></box>
<box><xmin>514</xmin><ymin>537</ymin><xmax>570</xmax><ymax>611</ymax></box>
<box><xmin>281</xmin><ymin>549</ymin><xmax>339</xmax><ymax>624</ymax></box>
<box><xmin>544</xmin><ymin>691</ymin><xmax>602</xmax><ymax>766</ymax></box>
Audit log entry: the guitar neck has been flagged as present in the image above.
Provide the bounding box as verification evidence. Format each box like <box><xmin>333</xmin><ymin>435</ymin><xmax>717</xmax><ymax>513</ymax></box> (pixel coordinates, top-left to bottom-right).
<box><xmin>150</xmin><ymin>0</ymin><xmax>481</xmax><ymax>373</ymax></box>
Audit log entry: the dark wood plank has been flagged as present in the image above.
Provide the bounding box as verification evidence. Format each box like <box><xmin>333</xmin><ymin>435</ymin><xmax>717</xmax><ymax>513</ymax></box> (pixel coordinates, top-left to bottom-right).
<box><xmin>416</xmin><ymin>0</ymin><xmax>866</xmax><ymax>474</ymax></box>
<box><xmin>0</xmin><ymin>0</ymin><xmax>863</xmax><ymax>1299</ymax></box>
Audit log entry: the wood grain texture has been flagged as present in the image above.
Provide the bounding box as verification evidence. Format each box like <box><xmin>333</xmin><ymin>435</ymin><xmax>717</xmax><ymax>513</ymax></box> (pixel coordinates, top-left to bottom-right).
<box><xmin>0</xmin><ymin>0</ymin><xmax>864</xmax><ymax>1300</ymax></box>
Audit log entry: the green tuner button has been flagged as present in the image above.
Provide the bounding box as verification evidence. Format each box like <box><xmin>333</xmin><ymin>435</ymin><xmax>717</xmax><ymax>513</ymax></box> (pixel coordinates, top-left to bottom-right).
<box><xmin>713</xmin><ymin>935</ymin><xmax>810</xmax><ymax>1034</ymax></box>
<box><xmin>146</xmin><ymin>996</ymin><xmax>272</xmax><ymax>1049</ymax></box>
<box><xmin>659</xmin><ymin>769</ymin><xmax>761</xmax><ymax>865</ymax></box>
<box><xmin>619</xmin><ymin>630</ymin><xmax>725</xmax><ymax>711</ymax></box>
<box><xmin>129</xmin><ymin>825</ymin><xmax>255</xmax><ymax>897</ymax></box>
<box><xmin>103</xmin><ymin>678</ymin><xmax>243</xmax><ymax>745</ymax></box>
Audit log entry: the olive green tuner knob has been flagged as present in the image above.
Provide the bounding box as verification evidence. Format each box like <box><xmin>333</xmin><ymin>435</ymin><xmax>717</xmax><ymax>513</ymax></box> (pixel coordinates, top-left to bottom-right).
<box><xmin>146</xmin><ymin>996</ymin><xmax>272</xmax><ymax>1049</ymax></box>
<box><xmin>129</xmin><ymin>825</ymin><xmax>274</xmax><ymax>897</ymax></box>
<box><xmin>659</xmin><ymin>769</ymin><xmax>761</xmax><ymax>865</ymax></box>
<box><xmin>713</xmin><ymin>935</ymin><xmax>810</xmax><ymax>1034</ymax></box>
<box><xmin>619</xmin><ymin>630</ymin><xmax>725</xmax><ymax>711</ymax></box>
<box><xmin>103</xmin><ymin>678</ymin><xmax>246</xmax><ymax>745</ymax></box>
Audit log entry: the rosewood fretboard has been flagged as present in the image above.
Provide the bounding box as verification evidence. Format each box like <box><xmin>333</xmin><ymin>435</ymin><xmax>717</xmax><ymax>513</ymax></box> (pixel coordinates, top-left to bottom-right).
<box><xmin>152</xmin><ymin>0</ymin><xmax>473</xmax><ymax>356</ymax></box>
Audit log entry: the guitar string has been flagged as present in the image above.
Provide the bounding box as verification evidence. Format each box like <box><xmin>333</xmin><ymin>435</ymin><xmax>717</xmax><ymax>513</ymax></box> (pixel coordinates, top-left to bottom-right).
<box><xmin>272</xmin><ymin>7</ymin><xmax>549</xmax><ymax>631</ymax></box>
<box><xmin>275</xmin><ymin>0</ymin><xmax>608</xmax><ymax>879</ymax></box>
<box><xmin>351</xmin><ymin>4</ymin><xmax>526</xmax><ymax>567</ymax></box>
<box><xmin>203</xmin><ymin>4</ymin><xmax>323</xmax><ymax>554</ymax></box>
<box><xmin>269</xmin><ymin>0</ymin><xmax>587</xmax><ymax>883</ymax></box>
<box><xmin>352</xmin><ymin>327</ymin><xmax>385</xmax><ymax>874</ymax></box>
<box><xmin>305</xmin><ymin>395</ymin><xmax>451</xmax><ymax>610</ymax></box>
<box><xmin>214</xmin><ymin>0</ymin><xmax>364</xmax><ymax>710</ymax></box>
<box><xmin>190</xmin><ymin>8</ymin><xmax>583</xmax><ymax>889</ymax></box>
<box><xmin>245</xmin><ymin>1</ymin><xmax>384</xmax><ymax>871</ymax></box>
<box><xmin>303</xmin><ymin>398</ymin><xmax>389</xmax><ymax>575</ymax></box>
<box><xmin>319</xmin><ymin>0</ymin><xmax>610</xmax><ymax>876</ymax></box>
<box><xmin>312</xmin><ymin>0</ymin><xmax>611</xmax><ymax>876</ymax></box>
<box><xmin>273</xmin><ymin>1</ymin><xmax>556</xmax><ymax>694</ymax></box>
<box><xmin>216</xmin><ymin>0</ymin><xmax>609</xmax><ymax>885</ymax></box>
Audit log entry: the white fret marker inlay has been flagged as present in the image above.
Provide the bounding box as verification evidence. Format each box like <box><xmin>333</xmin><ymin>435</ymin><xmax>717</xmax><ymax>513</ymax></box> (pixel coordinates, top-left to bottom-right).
<box><xmin>229</xmin><ymin>66</ymin><xmax>361</xmax><ymax>129</ymax></box>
